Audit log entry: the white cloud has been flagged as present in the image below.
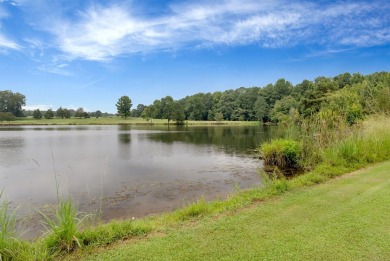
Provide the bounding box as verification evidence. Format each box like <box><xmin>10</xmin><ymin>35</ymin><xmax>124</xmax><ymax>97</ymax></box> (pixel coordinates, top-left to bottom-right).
<box><xmin>0</xmin><ymin>33</ymin><xmax>20</xmax><ymax>49</ymax></box>
<box><xmin>23</xmin><ymin>104</ymin><xmax>52</xmax><ymax>111</ymax></box>
<box><xmin>11</xmin><ymin>0</ymin><xmax>390</xmax><ymax>61</ymax></box>
<box><xmin>0</xmin><ymin>4</ymin><xmax>20</xmax><ymax>50</ymax></box>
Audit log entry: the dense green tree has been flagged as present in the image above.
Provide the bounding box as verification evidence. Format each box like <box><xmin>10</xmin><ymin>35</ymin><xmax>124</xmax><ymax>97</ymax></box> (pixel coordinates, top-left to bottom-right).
<box><xmin>131</xmin><ymin>104</ymin><xmax>146</xmax><ymax>117</ymax></box>
<box><xmin>185</xmin><ymin>93</ymin><xmax>207</xmax><ymax>120</ymax></box>
<box><xmin>214</xmin><ymin>112</ymin><xmax>224</xmax><ymax>122</ymax></box>
<box><xmin>0</xmin><ymin>90</ymin><xmax>26</xmax><ymax>117</ymax></box>
<box><xmin>141</xmin><ymin>105</ymin><xmax>156</xmax><ymax>123</ymax></box>
<box><xmin>217</xmin><ymin>90</ymin><xmax>238</xmax><ymax>121</ymax></box>
<box><xmin>273</xmin><ymin>79</ymin><xmax>293</xmax><ymax>101</ymax></box>
<box><xmin>56</xmin><ymin>107</ymin><xmax>65</xmax><ymax>118</ymax></box>
<box><xmin>173</xmin><ymin>101</ymin><xmax>185</xmax><ymax>125</ymax></box>
<box><xmin>254</xmin><ymin>96</ymin><xmax>267</xmax><ymax>122</ymax></box>
<box><xmin>270</xmin><ymin>96</ymin><xmax>299</xmax><ymax>123</ymax></box>
<box><xmin>333</xmin><ymin>72</ymin><xmax>352</xmax><ymax>89</ymax></box>
<box><xmin>95</xmin><ymin>110</ymin><xmax>102</xmax><ymax>118</ymax></box>
<box><xmin>83</xmin><ymin>112</ymin><xmax>90</xmax><ymax>118</ymax></box>
<box><xmin>0</xmin><ymin>112</ymin><xmax>15</xmax><ymax>123</ymax></box>
<box><xmin>44</xmin><ymin>109</ymin><xmax>54</xmax><ymax>119</ymax></box>
<box><xmin>116</xmin><ymin>96</ymin><xmax>132</xmax><ymax>119</ymax></box>
<box><xmin>160</xmin><ymin>96</ymin><xmax>175</xmax><ymax>124</ymax></box>
<box><xmin>75</xmin><ymin>107</ymin><xmax>85</xmax><ymax>118</ymax></box>
<box><xmin>33</xmin><ymin>109</ymin><xmax>42</xmax><ymax>119</ymax></box>
<box><xmin>300</xmin><ymin>77</ymin><xmax>338</xmax><ymax>116</ymax></box>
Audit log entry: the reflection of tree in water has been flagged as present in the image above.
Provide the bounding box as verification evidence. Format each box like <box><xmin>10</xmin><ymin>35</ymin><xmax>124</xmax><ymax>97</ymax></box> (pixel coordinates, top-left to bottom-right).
<box><xmin>147</xmin><ymin>126</ymin><xmax>285</xmax><ymax>155</ymax></box>
<box><xmin>118</xmin><ymin>134</ymin><xmax>131</xmax><ymax>144</ymax></box>
<box><xmin>0</xmin><ymin>137</ymin><xmax>25</xmax><ymax>167</ymax></box>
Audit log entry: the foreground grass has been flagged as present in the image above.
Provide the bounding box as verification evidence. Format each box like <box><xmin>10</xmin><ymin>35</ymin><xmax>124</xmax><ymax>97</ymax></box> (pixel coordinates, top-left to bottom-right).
<box><xmin>69</xmin><ymin>161</ymin><xmax>390</xmax><ymax>260</ymax></box>
<box><xmin>4</xmin><ymin>117</ymin><xmax>259</xmax><ymax>126</ymax></box>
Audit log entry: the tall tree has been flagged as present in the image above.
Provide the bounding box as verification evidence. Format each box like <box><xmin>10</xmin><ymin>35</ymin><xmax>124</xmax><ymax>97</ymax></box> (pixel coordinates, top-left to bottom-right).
<box><xmin>95</xmin><ymin>110</ymin><xmax>102</xmax><ymax>118</ymax></box>
<box><xmin>44</xmin><ymin>109</ymin><xmax>54</xmax><ymax>119</ymax></box>
<box><xmin>75</xmin><ymin>107</ymin><xmax>85</xmax><ymax>118</ymax></box>
<box><xmin>33</xmin><ymin>109</ymin><xmax>42</xmax><ymax>119</ymax></box>
<box><xmin>56</xmin><ymin>107</ymin><xmax>65</xmax><ymax>118</ymax></box>
<box><xmin>141</xmin><ymin>105</ymin><xmax>156</xmax><ymax>123</ymax></box>
<box><xmin>116</xmin><ymin>96</ymin><xmax>132</xmax><ymax>119</ymax></box>
<box><xmin>0</xmin><ymin>90</ymin><xmax>26</xmax><ymax>117</ymax></box>
<box><xmin>160</xmin><ymin>96</ymin><xmax>175</xmax><ymax>124</ymax></box>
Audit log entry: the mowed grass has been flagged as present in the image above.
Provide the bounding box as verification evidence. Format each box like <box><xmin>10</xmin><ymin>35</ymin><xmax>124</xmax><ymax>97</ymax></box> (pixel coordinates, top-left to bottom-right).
<box><xmin>78</xmin><ymin>161</ymin><xmax>390</xmax><ymax>261</ymax></box>
<box><xmin>6</xmin><ymin>116</ymin><xmax>259</xmax><ymax>126</ymax></box>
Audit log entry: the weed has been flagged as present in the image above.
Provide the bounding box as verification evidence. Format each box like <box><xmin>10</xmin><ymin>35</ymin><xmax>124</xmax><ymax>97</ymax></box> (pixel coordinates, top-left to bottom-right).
<box><xmin>0</xmin><ymin>191</ymin><xmax>19</xmax><ymax>261</ymax></box>
<box><xmin>40</xmin><ymin>198</ymin><xmax>88</xmax><ymax>253</ymax></box>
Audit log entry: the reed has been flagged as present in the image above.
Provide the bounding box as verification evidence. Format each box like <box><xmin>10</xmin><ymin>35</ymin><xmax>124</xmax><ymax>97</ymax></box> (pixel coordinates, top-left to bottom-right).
<box><xmin>0</xmin><ymin>191</ymin><xmax>18</xmax><ymax>261</ymax></box>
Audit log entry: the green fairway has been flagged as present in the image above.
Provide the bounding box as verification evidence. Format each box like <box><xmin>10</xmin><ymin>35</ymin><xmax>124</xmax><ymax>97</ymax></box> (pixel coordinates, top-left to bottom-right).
<box><xmin>80</xmin><ymin>161</ymin><xmax>390</xmax><ymax>261</ymax></box>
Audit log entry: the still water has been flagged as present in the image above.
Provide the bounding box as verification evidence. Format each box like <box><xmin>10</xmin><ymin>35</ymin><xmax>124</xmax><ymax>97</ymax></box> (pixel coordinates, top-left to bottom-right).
<box><xmin>0</xmin><ymin>125</ymin><xmax>282</xmax><ymax>237</ymax></box>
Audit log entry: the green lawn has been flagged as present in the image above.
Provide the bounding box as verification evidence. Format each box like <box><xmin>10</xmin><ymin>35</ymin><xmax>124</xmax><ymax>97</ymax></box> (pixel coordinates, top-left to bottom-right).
<box><xmin>77</xmin><ymin>161</ymin><xmax>390</xmax><ymax>261</ymax></box>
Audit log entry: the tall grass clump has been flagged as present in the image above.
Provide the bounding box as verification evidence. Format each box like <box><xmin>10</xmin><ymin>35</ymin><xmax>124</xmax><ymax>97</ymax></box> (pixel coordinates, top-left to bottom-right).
<box><xmin>260</xmin><ymin>139</ymin><xmax>302</xmax><ymax>169</ymax></box>
<box><xmin>40</xmin><ymin>198</ymin><xmax>87</xmax><ymax>253</ymax></box>
<box><xmin>0</xmin><ymin>191</ymin><xmax>18</xmax><ymax>261</ymax></box>
<box><xmin>299</xmin><ymin>112</ymin><xmax>353</xmax><ymax>169</ymax></box>
<box><xmin>320</xmin><ymin>114</ymin><xmax>390</xmax><ymax>170</ymax></box>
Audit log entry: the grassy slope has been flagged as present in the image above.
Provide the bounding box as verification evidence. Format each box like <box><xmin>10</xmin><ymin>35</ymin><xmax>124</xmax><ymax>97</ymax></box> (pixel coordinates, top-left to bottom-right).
<box><xmin>79</xmin><ymin>161</ymin><xmax>390</xmax><ymax>261</ymax></box>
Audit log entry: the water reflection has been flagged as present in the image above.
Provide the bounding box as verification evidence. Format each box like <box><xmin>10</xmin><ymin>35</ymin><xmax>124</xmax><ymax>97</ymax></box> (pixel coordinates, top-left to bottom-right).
<box><xmin>0</xmin><ymin>136</ymin><xmax>25</xmax><ymax>167</ymax></box>
<box><xmin>146</xmin><ymin>125</ymin><xmax>284</xmax><ymax>154</ymax></box>
<box><xmin>118</xmin><ymin>133</ymin><xmax>131</xmax><ymax>144</ymax></box>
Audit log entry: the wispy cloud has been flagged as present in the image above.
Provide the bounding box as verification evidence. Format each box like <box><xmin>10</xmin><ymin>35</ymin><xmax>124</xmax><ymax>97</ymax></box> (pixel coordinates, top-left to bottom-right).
<box><xmin>23</xmin><ymin>104</ymin><xmax>52</xmax><ymax>111</ymax></box>
<box><xmin>10</xmin><ymin>0</ymin><xmax>390</xmax><ymax>61</ymax></box>
<box><xmin>0</xmin><ymin>3</ymin><xmax>20</xmax><ymax>50</ymax></box>
<box><xmin>0</xmin><ymin>34</ymin><xmax>19</xmax><ymax>49</ymax></box>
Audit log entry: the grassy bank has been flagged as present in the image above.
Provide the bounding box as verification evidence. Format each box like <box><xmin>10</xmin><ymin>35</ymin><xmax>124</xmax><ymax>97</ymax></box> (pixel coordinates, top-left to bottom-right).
<box><xmin>3</xmin><ymin>117</ymin><xmax>260</xmax><ymax>126</ymax></box>
<box><xmin>76</xmin><ymin>161</ymin><xmax>390</xmax><ymax>260</ymax></box>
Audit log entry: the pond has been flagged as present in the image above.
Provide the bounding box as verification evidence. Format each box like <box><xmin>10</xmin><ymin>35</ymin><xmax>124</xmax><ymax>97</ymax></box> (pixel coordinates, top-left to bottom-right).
<box><xmin>0</xmin><ymin>124</ymin><xmax>283</xmax><ymax>238</ymax></box>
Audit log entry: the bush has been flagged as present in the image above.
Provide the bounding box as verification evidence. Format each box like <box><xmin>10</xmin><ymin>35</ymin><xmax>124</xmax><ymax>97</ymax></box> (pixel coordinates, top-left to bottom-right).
<box><xmin>260</xmin><ymin>139</ymin><xmax>302</xmax><ymax>169</ymax></box>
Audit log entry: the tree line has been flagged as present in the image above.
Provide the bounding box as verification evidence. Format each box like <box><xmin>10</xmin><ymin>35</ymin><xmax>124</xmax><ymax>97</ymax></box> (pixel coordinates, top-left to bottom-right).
<box><xmin>1</xmin><ymin>71</ymin><xmax>389</xmax><ymax>124</ymax></box>
<box><xmin>28</xmin><ymin>107</ymin><xmax>107</xmax><ymax>120</ymax></box>
<box><xmin>133</xmin><ymin>71</ymin><xmax>389</xmax><ymax>125</ymax></box>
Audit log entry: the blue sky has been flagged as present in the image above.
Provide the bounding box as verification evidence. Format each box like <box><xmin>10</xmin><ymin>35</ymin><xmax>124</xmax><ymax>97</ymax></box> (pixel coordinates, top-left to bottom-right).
<box><xmin>0</xmin><ymin>0</ymin><xmax>389</xmax><ymax>113</ymax></box>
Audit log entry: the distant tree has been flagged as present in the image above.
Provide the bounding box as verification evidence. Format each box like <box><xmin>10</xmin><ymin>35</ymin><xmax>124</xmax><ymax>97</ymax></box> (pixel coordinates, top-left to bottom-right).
<box><xmin>116</xmin><ymin>96</ymin><xmax>132</xmax><ymax>119</ymax></box>
<box><xmin>160</xmin><ymin>96</ymin><xmax>175</xmax><ymax>125</ymax></box>
<box><xmin>75</xmin><ymin>107</ymin><xmax>85</xmax><ymax>118</ymax></box>
<box><xmin>270</xmin><ymin>96</ymin><xmax>299</xmax><ymax>123</ymax></box>
<box><xmin>131</xmin><ymin>104</ymin><xmax>146</xmax><ymax>117</ymax></box>
<box><xmin>254</xmin><ymin>96</ymin><xmax>267</xmax><ymax>122</ymax></box>
<box><xmin>33</xmin><ymin>109</ymin><xmax>42</xmax><ymax>119</ymax></box>
<box><xmin>83</xmin><ymin>112</ymin><xmax>90</xmax><ymax>118</ymax></box>
<box><xmin>141</xmin><ymin>105</ymin><xmax>156</xmax><ymax>123</ymax></box>
<box><xmin>0</xmin><ymin>90</ymin><xmax>26</xmax><ymax>117</ymax></box>
<box><xmin>44</xmin><ymin>109</ymin><xmax>54</xmax><ymax>119</ymax></box>
<box><xmin>0</xmin><ymin>112</ymin><xmax>15</xmax><ymax>123</ymax></box>
<box><xmin>63</xmin><ymin>109</ymin><xmax>72</xmax><ymax>118</ymax></box>
<box><xmin>173</xmin><ymin>101</ymin><xmax>185</xmax><ymax>125</ymax></box>
<box><xmin>68</xmin><ymin>109</ymin><xmax>76</xmax><ymax>117</ymax></box>
<box><xmin>95</xmin><ymin>110</ymin><xmax>102</xmax><ymax>118</ymax></box>
<box><xmin>56</xmin><ymin>107</ymin><xmax>65</xmax><ymax>118</ymax></box>
<box><xmin>214</xmin><ymin>112</ymin><xmax>224</xmax><ymax>122</ymax></box>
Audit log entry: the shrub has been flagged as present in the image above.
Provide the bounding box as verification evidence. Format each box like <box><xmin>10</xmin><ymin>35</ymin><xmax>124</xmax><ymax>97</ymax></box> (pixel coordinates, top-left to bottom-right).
<box><xmin>260</xmin><ymin>139</ymin><xmax>302</xmax><ymax>169</ymax></box>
